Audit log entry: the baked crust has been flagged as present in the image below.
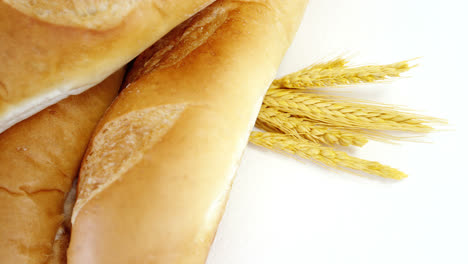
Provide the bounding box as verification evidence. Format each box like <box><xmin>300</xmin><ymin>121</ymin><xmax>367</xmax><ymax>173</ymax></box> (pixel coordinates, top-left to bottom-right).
<box><xmin>69</xmin><ymin>1</ymin><xmax>308</xmax><ymax>263</ymax></box>
<box><xmin>3</xmin><ymin>0</ymin><xmax>141</xmax><ymax>30</ymax></box>
<box><xmin>0</xmin><ymin>69</ymin><xmax>124</xmax><ymax>264</ymax></box>
<box><xmin>0</xmin><ymin>0</ymin><xmax>215</xmax><ymax>133</ymax></box>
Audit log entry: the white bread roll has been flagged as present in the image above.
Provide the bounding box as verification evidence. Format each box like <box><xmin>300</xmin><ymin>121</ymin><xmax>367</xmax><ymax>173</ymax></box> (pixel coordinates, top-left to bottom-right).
<box><xmin>0</xmin><ymin>0</ymin><xmax>215</xmax><ymax>133</ymax></box>
<box><xmin>69</xmin><ymin>0</ymin><xmax>308</xmax><ymax>263</ymax></box>
<box><xmin>0</xmin><ymin>69</ymin><xmax>124</xmax><ymax>264</ymax></box>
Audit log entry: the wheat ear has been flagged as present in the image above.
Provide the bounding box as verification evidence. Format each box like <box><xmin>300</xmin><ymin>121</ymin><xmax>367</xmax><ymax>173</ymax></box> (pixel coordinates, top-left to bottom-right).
<box><xmin>257</xmin><ymin>106</ymin><xmax>368</xmax><ymax>147</ymax></box>
<box><xmin>273</xmin><ymin>60</ymin><xmax>412</xmax><ymax>89</ymax></box>
<box><xmin>249</xmin><ymin>132</ymin><xmax>407</xmax><ymax>180</ymax></box>
<box><xmin>263</xmin><ymin>89</ymin><xmax>438</xmax><ymax>132</ymax></box>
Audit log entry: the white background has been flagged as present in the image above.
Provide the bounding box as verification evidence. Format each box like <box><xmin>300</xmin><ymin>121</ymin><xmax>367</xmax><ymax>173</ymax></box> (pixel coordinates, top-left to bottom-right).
<box><xmin>208</xmin><ymin>0</ymin><xmax>468</xmax><ymax>263</ymax></box>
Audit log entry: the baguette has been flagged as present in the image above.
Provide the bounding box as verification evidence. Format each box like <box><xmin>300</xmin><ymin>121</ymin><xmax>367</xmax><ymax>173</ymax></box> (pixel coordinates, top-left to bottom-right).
<box><xmin>68</xmin><ymin>0</ymin><xmax>308</xmax><ymax>263</ymax></box>
<box><xmin>0</xmin><ymin>0</ymin><xmax>215</xmax><ymax>133</ymax></box>
<box><xmin>0</xmin><ymin>69</ymin><xmax>124</xmax><ymax>264</ymax></box>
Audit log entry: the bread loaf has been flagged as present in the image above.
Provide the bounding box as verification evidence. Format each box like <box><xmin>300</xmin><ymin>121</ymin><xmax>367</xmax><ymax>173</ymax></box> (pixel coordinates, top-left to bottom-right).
<box><xmin>0</xmin><ymin>0</ymin><xmax>215</xmax><ymax>133</ymax></box>
<box><xmin>68</xmin><ymin>0</ymin><xmax>308</xmax><ymax>263</ymax></box>
<box><xmin>0</xmin><ymin>69</ymin><xmax>124</xmax><ymax>264</ymax></box>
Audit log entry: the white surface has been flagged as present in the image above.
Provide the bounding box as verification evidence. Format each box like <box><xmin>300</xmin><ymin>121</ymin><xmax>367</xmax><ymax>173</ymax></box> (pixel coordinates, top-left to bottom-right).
<box><xmin>207</xmin><ymin>0</ymin><xmax>468</xmax><ymax>263</ymax></box>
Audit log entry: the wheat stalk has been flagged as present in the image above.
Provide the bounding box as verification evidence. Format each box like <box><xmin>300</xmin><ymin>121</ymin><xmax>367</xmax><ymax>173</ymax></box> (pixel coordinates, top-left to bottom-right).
<box><xmin>249</xmin><ymin>132</ymin><xmax>407</xmax><ymax>180</ymax></box>
<box><xmin>273</xmin><ymin>60</ymin><xmax>412</xmax><ymax>89</ymax></box>
<box><xmin>263</xmin><ymin>89</ymin><xmax>438</xmax><ymax>132</ymax></box>
<box><xmin>257</xmin><ymin>106</ymin><xmax>368</xmax><ymax>147</ymax></box>
<box><xmin>251</xmin><ymin>58</ymin><xmax>444</xmax><ymax>179</ymax></box>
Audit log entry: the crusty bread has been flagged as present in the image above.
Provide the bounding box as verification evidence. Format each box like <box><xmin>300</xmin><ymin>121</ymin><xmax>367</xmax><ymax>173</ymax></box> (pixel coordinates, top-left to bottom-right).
<box><xmin>48</xmin><ymin>182</ymin><xmax>76</xmax><ymax>264</ymax></box>
<box><xmin>0</xmin><ymin>0</ymin><xmax>215</xmax><ymax>133</ymax></box>
<box><xmin>48</xmin><ymin>226</ymin><xmax>70</xmax><ymax>264</ymax></box>
<box><xmin>68</xmin><ymin>1</ymin><xmax>308</xmax><ymax>263</ymax></box>
<box><xmin>0</xmin><ymin>69</ymin><xmax>124</xmax><ymax>264</ymax></box>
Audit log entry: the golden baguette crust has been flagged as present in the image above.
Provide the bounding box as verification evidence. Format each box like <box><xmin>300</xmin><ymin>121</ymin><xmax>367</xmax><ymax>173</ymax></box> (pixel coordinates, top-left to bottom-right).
<box><xmin>69</xmin><ymin>1</ymin><xmax>308</xmax><ymax>263</ymax></box>
<box><xmin>0</xmin><ymin>0</ymin><xmax>215</xmax><ymax>133</ymax></box>
<box><xmin>4</xmin><ymin>0</ymin><xmax>141</xmax><ymax>30</ymax></box>
<box><xmin>0</xmin><ymin>69</ymin><xmax>124</xmax><ymax>264</ymax></box>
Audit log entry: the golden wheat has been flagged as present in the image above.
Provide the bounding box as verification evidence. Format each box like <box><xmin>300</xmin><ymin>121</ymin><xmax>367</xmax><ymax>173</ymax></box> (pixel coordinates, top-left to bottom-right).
<box><xmin>263</xmin><ymin>89</ymin><xmax>437</xmax><ymax>132</ymax></box>
<box><xmin>296</xmin><ymin>57</ymin><xmax>349</xmax><ymax>71</ymax></box>
<box><xmin>251</xmin><ymin>58</ymin><xmax>443</xmax><ymax>179</ymax></box>
<box><xmin>249</xmin><ymin>132</ymin><xmax>407</xmax><ymax>180</ymax></box>
<box><xmin>257</xmin><ymin>106</ymin><xmax>368</xmax><ymax>147</ymax></box>
<box><xmin>273</xmin><ymin>60</ymin><xmax>412</xmax><ymax>89</ymax></box>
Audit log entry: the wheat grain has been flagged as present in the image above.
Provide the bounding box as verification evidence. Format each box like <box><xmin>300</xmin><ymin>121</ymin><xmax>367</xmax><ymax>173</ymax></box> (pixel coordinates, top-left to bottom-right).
<box><xmin>263</xmin><ymin>89</ymin><xmax>437</xmax><ymax>132</ymax></box>
<box><xmin>249</xmin><ymin>132</ymin><xmax>407</xmax><ymax>180</ymax></box>
<box><xmin>251</xmin><ymin>58</ymin><xmax>443</xmax><ymax>179</ymax></box>
<box><xmin>298</xmin><ymin>58</ymin><xmax>349</xmax><ymax>71</ymax></box>
<box><xmin>273</xmin><ymin>60</ymin><xmax>412</xmax><ymax>89</ymax></box>
<box><xmin>257</xmin><ymin>106</ymin><xmax>368</xmax><ymax>147</ymax></box>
